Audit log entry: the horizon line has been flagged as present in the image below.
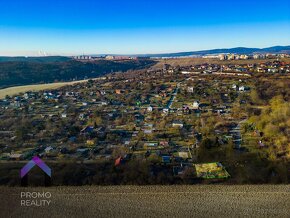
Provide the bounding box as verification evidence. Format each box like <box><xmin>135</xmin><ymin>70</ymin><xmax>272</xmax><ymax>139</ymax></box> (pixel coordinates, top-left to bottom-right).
<box><xmin>0</xmin><ymin>44</ymin><xmax>289</xmax><ymax>57</ymax></box>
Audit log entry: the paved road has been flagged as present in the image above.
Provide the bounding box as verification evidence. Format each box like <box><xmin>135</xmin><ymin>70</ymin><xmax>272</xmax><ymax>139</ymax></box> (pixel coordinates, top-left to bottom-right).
<box><xmin>166</xmin><ymin>84</ymin><xmax>179</xmax><ymax>109</ymax></box>
<box><xmin>1</xmin><ymin>185</ymin><xmax>289</xmax><ymax>218</ymax></box>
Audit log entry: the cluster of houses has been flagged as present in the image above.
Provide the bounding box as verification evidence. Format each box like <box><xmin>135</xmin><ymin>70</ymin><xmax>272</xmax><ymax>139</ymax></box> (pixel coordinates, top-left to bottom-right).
<box><xmin>73</xmin><ymin>55</ymin><xmax>146</xmax><ymax>61</ymax></box>
<box><xmin>199</xmin><ymin>53</ymin><xmax>289</xmax><ymax>60</ymax></box>
<box><xmin>1</xmin><ymin>58</ymin><xmax>286</xmax><ymax>179</ymax></box>
<box><xmin>0</xmin><ymin>67</ymin><xmax>251</xmax><ymax>162</ymax></box>
<box><xmin>171</xmin><ymin>60</ymin><xmax>290</xmax><ymax>75</ymax></box>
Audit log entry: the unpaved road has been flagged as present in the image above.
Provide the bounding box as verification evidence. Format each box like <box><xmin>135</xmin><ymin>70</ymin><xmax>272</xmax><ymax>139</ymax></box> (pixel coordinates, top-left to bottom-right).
<box><xmin>0</xmin><ymin>185</ymin><xmax>289</xmax><ymax>218</ymax></box>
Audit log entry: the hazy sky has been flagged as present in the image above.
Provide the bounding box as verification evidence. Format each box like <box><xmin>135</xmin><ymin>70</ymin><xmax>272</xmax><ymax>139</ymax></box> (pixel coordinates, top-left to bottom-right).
<box><xmin>0</xmin><ymin>0</ymin><xmax>290</xmax><ymax>56</ymax></box>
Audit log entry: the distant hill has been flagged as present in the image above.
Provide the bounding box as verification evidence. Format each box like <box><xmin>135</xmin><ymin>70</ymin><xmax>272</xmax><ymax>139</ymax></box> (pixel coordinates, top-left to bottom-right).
<box><xmin>0</xmin><ymin>56</ymin><xmax>72</xmax><ymax>63</ymax></box>
<box><xmin>0</xmin><ymin>59</ymin><xmax>155</xmax><ymax>89</ymax></box>
<box><xmin>145</xmin><ymin>46</ymin><xmax>290</xmax><ymax>57</ymax></box>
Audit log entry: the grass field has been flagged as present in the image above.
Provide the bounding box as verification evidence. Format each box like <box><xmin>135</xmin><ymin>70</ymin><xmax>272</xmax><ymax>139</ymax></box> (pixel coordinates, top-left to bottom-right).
<box><xmin>0</xmin><ymin>78</ymin><xmax>101</xmax><ymax>99</ymax></box>
<box><xmin>0</xmin><ymin>185</ymin><xmax>289</xmax><ymax>218</ymax></box>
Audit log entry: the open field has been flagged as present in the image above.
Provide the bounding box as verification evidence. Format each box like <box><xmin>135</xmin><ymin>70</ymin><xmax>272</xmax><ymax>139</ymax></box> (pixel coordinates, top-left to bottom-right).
<box><xmin>0</xmin><ymin>185</ymin><xmax>289</xmax><ymax>218</ymax></box>
<box><xmin>0</xmin><ymin>78</ymin><xmax>103</xmax><ymax>99</ymax></box>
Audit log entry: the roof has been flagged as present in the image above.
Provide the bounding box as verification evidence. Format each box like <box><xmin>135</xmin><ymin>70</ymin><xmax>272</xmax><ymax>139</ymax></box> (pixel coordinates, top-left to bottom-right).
<box><xmin>10</xmin><ymin>153</ymin><xmax>23</xmax><ymax>158</ymax></box>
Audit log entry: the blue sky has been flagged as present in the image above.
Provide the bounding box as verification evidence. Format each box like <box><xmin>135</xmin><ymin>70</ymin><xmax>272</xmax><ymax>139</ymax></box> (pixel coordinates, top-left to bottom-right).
<box><xmin>0</xmin><ymin>0</ymin><xmax>290</xmax><ymax>56</ymax></box>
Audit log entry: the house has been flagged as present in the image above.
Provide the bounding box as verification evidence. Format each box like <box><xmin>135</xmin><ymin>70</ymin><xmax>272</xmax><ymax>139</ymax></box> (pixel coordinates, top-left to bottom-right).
<box><xmin>144</xmin><ymin>123</ymin><xmax>153</xmax><ymax>128</ymax></box>
<box><xmin>192</xmin><ymin>101</ymin><xmax>200</xmax><ymax>109</ymax></box>
<box><xmin>187</xmin><ymin>87</ymin><xmax>194</xmax><ymax>93</ymax></box>
<box><xmin>239</xmin><ymin>86</ymin><xmax>245</xmax><ymax>91</ymax></box>
<box><xmin>257</xmin><ymin>67</ymin><xmax>265</xmax><ymax>73</ymax></box>
<box><xmin>159</xmin><ymin>141</ymin><xmax>169</xmax><ymax>147</ymax></box>
<box><xmin>144</xmin><ymin>129</ymin><xmax>152</xmax><ymax>134</ymax></box>
<box><xmin>182</xmin><ymin>105</ymin><xmax>190</xmax><ymax>114</ymax></box>
<box><xmin>163</xmin><ymin>108</ymin><xmax>169</xmax><ymax>113</ymax></box>
<box><xmin>80</xmin><ymin>126</ymin><xmax>94</xmax><ymax>134</ymax></box>
<box><xmin>147</xmin><ymin>106</ymin><xmax>153</xmax><ymax>112</ymax></box>
<box><xmin>173</xmin><ymin>166</ymin><xmax>186</xmax><ymax>176</ymax></box>
<box><xmin>239</xmin><ymin>86</ymin><xmax>250</xmax><ymax>92</ymax></box>
<box><xmin>79</xmin><ymin>113</ymin><xmax>85</xmax><ymax>120</ymax></box>
<box><xmin>115</xmin><ymin>89</ymin><xmax>123</xmax><ymax>94</ymax></box>
<box><xmin>9</xmin><ymin>153</ymin><xmax>23</xmax><ymax>160</ymax></box>
<box><xmin>69</xmin><ymin>136</ymin><xmax>77</xmax><ymax>142</ymax></box>
<box><xmin>124</xmin><ymin>140</ymin><xmax>130</xmax><ymax>146</ymax></box>
<box><xmin>115</xmin><ymin>155</ymin><xmax>129</xmax><ymax>166</ymax></box>
<box><xmin>258</xmin><ymin>140</ymin><xmax>265</xmax><ymax>148</ymax></box>
<box><xmin>11</xmin><ymin>101</ymin><xmax>22</xmax><ymax>108</ymax></box>
<box><xmin>162</xmin><ymin>156</ymin><xmax>171</xmax><ymax>163</ymax></box>
<box><xmin>86</xmin><ymin>140</ymin><xmax>95</xmax><ymax>146</ymax></box>
<box><xmin>172</xmin><ymin>121</ymin><xmax>184</xmax><ymax>128</ymax></box>
<box><xmin>76</xmin><ymin>148</ymin><xmax>89</xmax><ymax>155</ymax></box>
<box><xmin>163</xmin><ymin>64</ymin><xmax>170</xmax><ymax>71</ymax></box>
<box><xmin>45</xmin><ymin>146</ymin><xmax>54</xmax><ymax>153</ymax></box>
<box><xmin>115</xmin><ymin>157</ymin><xmax>122</xmax><ymax>166</ymax></box>
<box><xmin>177</xmin><ymin>152</ymin><xmax>190</xmax><ymax>159</ymax></box>
<box><xmin>144</xmin><ymin>142</ymin><xmax>158</xmax><ymax>149</ymax></box>
<box><xmin>268</xmin><ymin>68</ymin><xmax>278</xmax><ymax>73</ymax></box>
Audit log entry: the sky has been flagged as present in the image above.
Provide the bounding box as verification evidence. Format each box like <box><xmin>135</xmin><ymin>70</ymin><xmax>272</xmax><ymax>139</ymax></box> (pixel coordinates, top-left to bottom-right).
<box><xmin>0</xmin><ymin>0</ymin><xmax>290</xmax><ymax>56</ymax></box>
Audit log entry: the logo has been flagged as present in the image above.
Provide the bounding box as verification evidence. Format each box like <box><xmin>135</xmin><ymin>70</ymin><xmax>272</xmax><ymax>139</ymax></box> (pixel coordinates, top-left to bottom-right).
<box><xmin>20</xmin><ymin>192</ymin><xmax>52</xmax><ymax>207</ymax></box>
<box><xmin>20</xmin><ymin>156</ymin><xmax>51</xmax><ymax>186</ymax></box>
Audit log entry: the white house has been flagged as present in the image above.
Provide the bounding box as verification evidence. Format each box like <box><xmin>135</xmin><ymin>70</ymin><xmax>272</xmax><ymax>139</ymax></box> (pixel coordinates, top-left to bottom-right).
<box><xmin>187</xmin><ymin>87</ymin><xmax>194</xmax><ymax>93</ymax></box>
<box><xmin>239</xmin><ymin>86</ymin><xmax>245</xmax><ymax>91</ymax></box>
<box><xmin>172</xmin><ymin>121</ymin><xmax>184</xmax><ymax>128</ymax></box>
<box><xmin>9</xmin><ymin>153</ymin><xmax>23</xmax><ymax>160</ymax></box>
<box><xmin>147</xmin><ymin>106</ymin><xmax>153</xmax><ymax>112</ymax></box>
<box><xmin>45</xmin><ymin>146</ymin><xmax>54</xmax><ymax>153</ymax></box>
<box><xmin>192</xmin><ymin>101</ymin><xmax>200</xmax><ymax>109</ymax></box>
<box><xmin>163</xmin><ymin>108</ymin><xmax>169</xmax><ymax>113</ymax></box>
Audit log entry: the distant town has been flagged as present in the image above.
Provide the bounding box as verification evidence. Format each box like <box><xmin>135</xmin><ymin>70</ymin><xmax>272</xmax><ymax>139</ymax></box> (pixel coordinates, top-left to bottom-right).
<box><xmin>73</xmin><ymin>52</ymin><xmax>290</xmax><ymax>61</ymax></box>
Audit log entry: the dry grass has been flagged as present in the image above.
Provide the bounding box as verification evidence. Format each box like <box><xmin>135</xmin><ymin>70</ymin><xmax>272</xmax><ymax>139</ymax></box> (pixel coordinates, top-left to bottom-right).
<box><xmin>0</xmin><ymin>185</ymin><xmax>289</xmax><ymax>218</ymax></box>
